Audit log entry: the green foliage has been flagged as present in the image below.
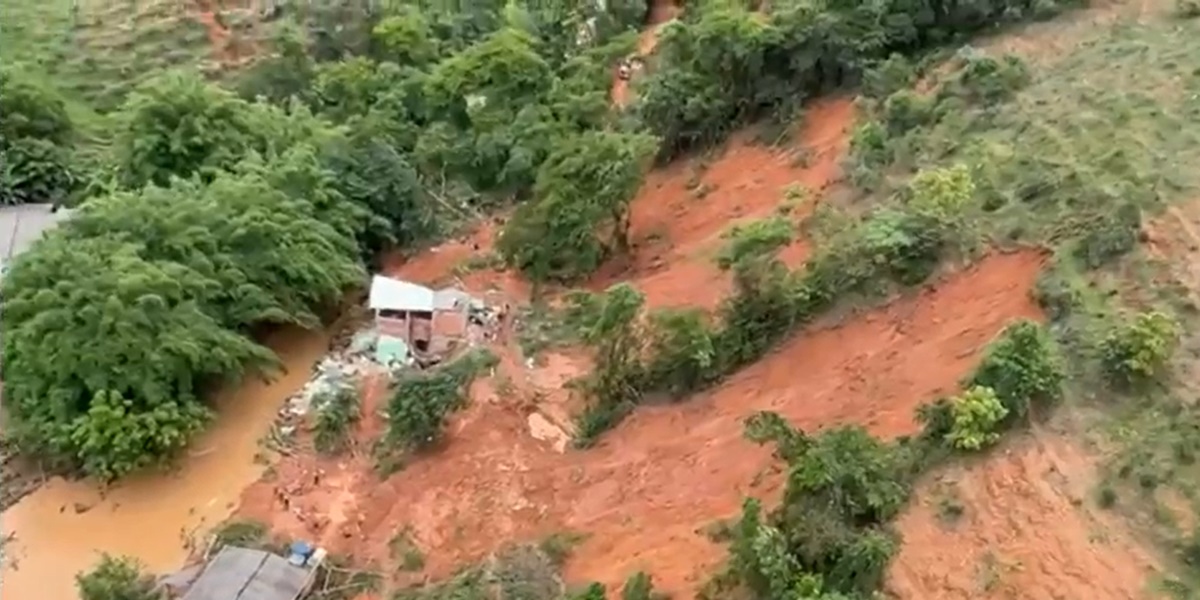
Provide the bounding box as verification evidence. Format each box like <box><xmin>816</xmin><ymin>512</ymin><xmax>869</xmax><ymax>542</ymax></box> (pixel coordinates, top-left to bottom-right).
<box><xmin>0</xmin><ymin>67</ymin><xmax>76</xmax><ymax>204</ymax></box>
<box><xmin>716</xmin><ymin>217</ymin><xmax>795</xmax><ymax>270</ymax></box>
<box><xmin>113</xmin><ymin>71</ymin><xmax>261</xmax><ymax>189</ymax></box>
<box><xmin>939</xmin><ymin>52</ymin><xmax>1031</xmax><ymax>105</ymax></box>
<box><xmin>719</xmin><ymin>417</ymin><xmax>910</xmax><ymax>599</ymax></box>
<box><xmin>1</xmin><ymin>138</ymin><xmax>76</xmax><ymax>205</ymax></box>
<box><xmin>945</xmin><ymin>386</ymin><xmax>1009</xmax><ymax>451</ymax></box>
<box><xmin>499</xmin><ymin>131</ymin><xmax>659</xmax><ymax>283</ymax></box>
<box><xmin>572</xmin><ymin>284</ymin><xmax>647</xmax><ymax>446</ymax></box>
<box><xmin>1101</xmin><ymin>311</ymin><xmax>1180</xmax><ymax>387</ymax></box>
<box><xmin>382</xmin><ymin>349</ymin><xmax>498</xmax><ymax>454</ymax></box>
<box><xmin>904</xmin><ymin>163</ymin><xmax>975</xmax><ymax>232</ymax></box>
<box><xmin>313</xmin><ymin>383</ymin><xmax>363</xmax><ymax>455</ymax></box>
<box><xmin>0</xmin><ymin>67</ymin><xmax>73</xmax><ymax>143</ymax></box>
<box><xmin>76</xmin><ymin>554</ymin><xmax>164</xmax><ymax>600</ymax></box>
<box><xmin>569</xmin><ymin>583</ymin><xmax>608</xmax><ymax>600</ymax></box>
<box><xmin>861</xmin><ymin>54</ymin><xmax>918</xmax><ymax>101</ymax></box>
<box><xmin>968</xmin><ymin>320</ymin><xmax>1065</xmax><ymax>422</ymax></box>
<box><xmin>621</xmin><ymin>572</ymin><xmax>669</xmax><ymax>600</ymax></box>
<box><xmin>643</xmin><ymin>308</ymin><xmax>718</xmax><ymax>398</ymax></box>
<box><xmin>638</xmin><ymin>0</ymin><xmax>1073</xmax><ymax>158</ymax></box>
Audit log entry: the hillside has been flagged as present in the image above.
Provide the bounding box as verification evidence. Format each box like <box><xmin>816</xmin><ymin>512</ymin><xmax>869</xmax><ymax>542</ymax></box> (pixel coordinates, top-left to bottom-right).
<box><xmin>4</xmin><ymin>0</ymin><xmax>1200</xmax><ymax>599</ymax></box>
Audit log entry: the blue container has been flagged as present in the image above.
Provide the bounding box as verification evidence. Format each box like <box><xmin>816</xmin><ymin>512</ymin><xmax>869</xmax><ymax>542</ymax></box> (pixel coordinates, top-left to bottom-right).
<box><xmin>288</xmin><ymin>541</ymin><xmax>314</xmax><ymax>567</ymax></box>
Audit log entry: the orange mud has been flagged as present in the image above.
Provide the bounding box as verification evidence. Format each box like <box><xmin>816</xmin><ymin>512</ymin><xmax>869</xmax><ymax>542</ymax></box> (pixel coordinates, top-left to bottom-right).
<box><xmin>887</xmin><ymin>432</ymin><xmax>1159</xmax><ymax>599</ymax></box>
<box><xmin>590</xmin><ymin>96</ymin><xmax>855</xmax><ymax>312</ymax></box>
<box><xmin>234</xmin><ymin>249</ymin><xmax>1045</xmax><ymax>597</ymax></box>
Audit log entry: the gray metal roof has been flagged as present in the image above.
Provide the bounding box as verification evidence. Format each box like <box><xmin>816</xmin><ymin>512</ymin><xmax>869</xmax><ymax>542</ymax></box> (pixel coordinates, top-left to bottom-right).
<box><xmin>181</xmin><ymin>546</ymin><xmax>313</xmax><ymax>600</ymax></box>
<box><xmin>0</xmin><ymin>203</ymin><xmax>70</xmax><ymax>265</ymax></box>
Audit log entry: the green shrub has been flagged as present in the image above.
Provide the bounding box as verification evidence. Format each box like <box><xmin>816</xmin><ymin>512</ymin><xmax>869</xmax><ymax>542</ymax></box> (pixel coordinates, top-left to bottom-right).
<box><xmin>969</xmin><ymin>320</ymin><xmax>1065</xmax><ymax>422</ymax></box>
<box><xmin>940</xmin><ymin>52</ymin><xmax>1031</xmax><ymax>105</ymax></box>
<box><xmin>569</xmin><ymin>583</ymin><xmax>608</xmax><ymax>600</ymax></box>
<box><xmin>76</xmin><ymin>554</ymin><xmax>164</xmax><ymax>600</ymax></box>
<box><xmin>313</xmin><ymin>383</ymin><xmax>362</xmax><ymax>455</ymax></box>
<box><xmin>881</xmin><ymin>90</ymin><xmax>937</xmax><ymax>136</ymax></box>
<box><xmin>0</xmin><ymin>67</ymin><xmax>77</xmax><ymax>205</ymax></box>
<box><xmin>383</xmin><ymin>349</ymin><xmax>497</xmax><ymax>453</ymax></box>
<box><xmin>1074</xmin><ymin>202</ymin><xmax>1141</xmax><ymax>269</ymax></box>
<box><xmin>946</xmin><ymin>386</ymin><xmax>1009</xmax><ymax>451</ymax></box>
<box><xmin>568</xmin><ymin>284</ymin><xmax>649</xmax><ymax>446</ymax></box>
<box><xmin>861</xmin><ymin>54</ymin><xmax>917</xmax><ymax>101</ymax></box>
<box><xmin>725</xmin><ymin>418</ymin><xmax>909</xmax><ymax>598</ymax></box>
<box><xmin>643</xmin><ymin>308</ymin><xmax>718</xmax><ymax>397</ymax></box>
<box><xmin>1101</xmin><ymin>311</ymin><xmax>1180</xmax><ymax>387</ymax></box>
<box><xmin>0</xmin><ymin>137</ymin><xmax>76</xmax><ymax>205</ymax></box>
<box><xmin>622</xmin><ymin>572</ymin><xmax>670</xmax><ymax>600</ymax></box>
<box><xmin>0</xmin><ymin>166</ymin><xmax>365</xmax><ymax>478</ymax></box>
<box><xmin>716</xmin><ymin>217</ymin><xmax>794</xmax><ymax>270</ymax></box>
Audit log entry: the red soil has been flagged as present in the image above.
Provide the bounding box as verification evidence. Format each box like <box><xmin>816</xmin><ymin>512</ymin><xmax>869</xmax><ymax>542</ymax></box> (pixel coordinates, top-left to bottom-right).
<box><xmin>591</xmin><ymin>96</ymin><xmax>855</xmax><ymax>312</ymax></box>
<box><xmin>887</xmin><ymin>432</ymin><xmax>1159</xmax><ymax>599</ymax></box>
<box><xmin>234</xmin><ymin>247</ymin><xmax>1046</xmax><ymax>596</ymax></box>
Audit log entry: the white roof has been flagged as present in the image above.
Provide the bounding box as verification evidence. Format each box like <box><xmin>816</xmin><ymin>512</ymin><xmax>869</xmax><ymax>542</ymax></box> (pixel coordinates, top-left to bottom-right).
<box><xmin>368</xmin><ymin>276</ymin><xmax>435</xmax><ymax>312</ymax></box>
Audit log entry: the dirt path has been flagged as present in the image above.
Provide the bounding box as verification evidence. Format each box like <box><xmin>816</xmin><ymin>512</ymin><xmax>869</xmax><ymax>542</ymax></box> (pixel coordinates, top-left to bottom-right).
<box><xmin>611</xmin><ymin>0</ymin><xmax>682</xmax><ymax>108</ymax></box>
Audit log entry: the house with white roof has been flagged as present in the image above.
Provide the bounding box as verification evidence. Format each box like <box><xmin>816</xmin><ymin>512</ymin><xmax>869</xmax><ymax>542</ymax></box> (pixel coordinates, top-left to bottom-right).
<box><xmin>367</xmin><ymin>275</ymin><xmax>474</xmax><ymax>356</ymax></box>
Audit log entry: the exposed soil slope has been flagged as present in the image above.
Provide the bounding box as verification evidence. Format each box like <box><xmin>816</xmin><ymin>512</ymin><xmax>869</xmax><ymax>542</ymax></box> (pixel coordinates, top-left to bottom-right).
<box><xmin>887</xmin><ymin>433</ymin><xmax>1159</xmax><ymax>599</ymax></box>
<box><xmin>590</xmin><ymin>97</ymin><xmax>854</xmax><ymax>312</ymax></box>
<box><xmin>236</xmin><ymin>248</ymin><xmax>1045</xmax><ymax>596</ymax></box>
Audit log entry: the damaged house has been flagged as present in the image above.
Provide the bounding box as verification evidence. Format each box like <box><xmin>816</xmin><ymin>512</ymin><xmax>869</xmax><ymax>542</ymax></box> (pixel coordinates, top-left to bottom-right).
<box><xmin>367</xmin><ymin>276</ymin><xmax>475</xmax><ymax>359</ymax></box>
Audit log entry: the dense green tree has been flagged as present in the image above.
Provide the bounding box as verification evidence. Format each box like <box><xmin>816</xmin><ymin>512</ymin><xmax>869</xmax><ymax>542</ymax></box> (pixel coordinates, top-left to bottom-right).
<box><xmin>1</xmin><ymin>236</ymin><xmax>274</xmax><ymax>476</ymax></box>
<box><xmin>1</xmin><ymin>167</ymin><xmax>364</xmax><ymax>478</ymax></box>
<box><xmin>113</xmin><ymin>71</ymin><xmax>260</xmax><ymax>189</ymax></box>
<box><xmin>498</xmin><ymin>130</ymin><xmax>657</xmax><ymax>282</ymax></box>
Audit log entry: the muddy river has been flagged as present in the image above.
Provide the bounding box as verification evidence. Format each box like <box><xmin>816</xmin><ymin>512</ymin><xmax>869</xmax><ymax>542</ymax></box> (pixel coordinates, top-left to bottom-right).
<box><xmin>0</xmin><ymin>328</ymin><xmax>331</xmax><ymax>600</ymax></box>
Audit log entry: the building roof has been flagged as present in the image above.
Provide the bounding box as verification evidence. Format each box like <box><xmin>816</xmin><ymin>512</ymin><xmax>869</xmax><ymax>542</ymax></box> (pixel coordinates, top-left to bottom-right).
<box><xmin>0</xmin><ymin>203</ymin><xmax>71</xmax><ymax>268</ymax></box>
<box><xmin>181</xmin><ymin>546</ymin><xmax>313</xmax><ymax>600</ymax></box>
<box><xmin>368</xmin><ymin>275</ymin><xmax>435</xmax><ymax>312</ymax></box>
<box><xmin>433</xmin><ymin>288</ymin><xmax>473</xmax><ymax>311</ymax></box>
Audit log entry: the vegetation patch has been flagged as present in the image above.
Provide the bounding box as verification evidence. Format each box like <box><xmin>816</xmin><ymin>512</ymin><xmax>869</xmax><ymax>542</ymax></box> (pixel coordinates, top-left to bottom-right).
<box><xmin>376</xmin><ymin>349</ymin><xmax>498</xmax><ymax>471</ymax></box>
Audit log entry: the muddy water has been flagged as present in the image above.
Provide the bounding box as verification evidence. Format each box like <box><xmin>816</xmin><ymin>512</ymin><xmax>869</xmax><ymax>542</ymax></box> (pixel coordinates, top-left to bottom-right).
<box><xmin>0</xmin><ymin>327</ymin><xmax>331</xmax><ymax>600</ymax></box>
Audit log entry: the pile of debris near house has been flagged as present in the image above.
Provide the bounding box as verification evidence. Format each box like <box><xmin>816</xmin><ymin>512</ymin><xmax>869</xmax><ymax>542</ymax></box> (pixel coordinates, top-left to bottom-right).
<box><xmin>279</xmin><ymin>275</ymin><xmax>505</xmax><ymax>423</ymax></box>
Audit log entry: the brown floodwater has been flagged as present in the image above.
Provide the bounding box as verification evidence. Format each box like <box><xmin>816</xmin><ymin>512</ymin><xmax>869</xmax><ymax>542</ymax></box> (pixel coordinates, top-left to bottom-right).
<box><xmin>0</xmin><ymin>327</ymin><xmax>331</xmax><ymax>600</ymax></box>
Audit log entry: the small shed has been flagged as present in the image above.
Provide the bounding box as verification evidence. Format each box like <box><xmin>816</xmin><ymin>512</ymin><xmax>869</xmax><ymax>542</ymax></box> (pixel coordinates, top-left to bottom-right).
<box><xmin>368</xmin><ymin>275</ymin><xmax>469</xmax><ymax>353</ymax></box>
<box><xmin>179</xmin><ymin>546</ymin><xmax>316</xmax><ymax>600</ymax></box>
